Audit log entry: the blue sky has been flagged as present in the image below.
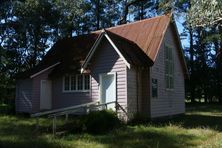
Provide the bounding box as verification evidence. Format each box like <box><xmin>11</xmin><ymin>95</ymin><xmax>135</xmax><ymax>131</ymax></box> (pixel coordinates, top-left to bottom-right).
<box><xmin>175</xmin><ymin>16</ymin><xmax>189</xmax><ymax>49</ymax></box>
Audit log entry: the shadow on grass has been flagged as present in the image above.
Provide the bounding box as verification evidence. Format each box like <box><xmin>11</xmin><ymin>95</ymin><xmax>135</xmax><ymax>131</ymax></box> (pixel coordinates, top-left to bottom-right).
<box><xmin>186</xmin><ymin>104</ymin><xmax>222</xmax><ymax>113</ymax></box>
<box><xmin>167</xmin><ymin>114</ymin><xmax>222</xmax><ymax>131</ymax></box>
<box><xmin>1</xmin><ymin>104</ymin><xmax>222</xmax><ymax>148</ymax></box>
<box><xmin>148</xmin><ymin>104</ymin><xmax>222</xmax><ymax>132</ymax></box>
<box><xmin>0</xmin><ymin>116</ymin><xmax>61</xmax><ymax>148</ymax></box>
<box><xmin>63</xmin><ymin>126</ymin><xmax>200</xmax><ymax>148</ymax></box>
<box><xmin>0</xmin><ymin>138</ymin><xmax>61</xmax><ymax>148</ymax></box>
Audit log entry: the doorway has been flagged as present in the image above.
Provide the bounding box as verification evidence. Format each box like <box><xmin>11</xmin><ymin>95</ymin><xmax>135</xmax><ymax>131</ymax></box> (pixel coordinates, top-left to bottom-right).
<box><xmin>99</xmin><ymin>73</ymin><xmax>116</xmax><ymax>110</ymax></box>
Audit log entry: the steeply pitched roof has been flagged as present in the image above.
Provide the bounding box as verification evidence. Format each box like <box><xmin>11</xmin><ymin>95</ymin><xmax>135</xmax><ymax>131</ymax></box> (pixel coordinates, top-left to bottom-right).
<box><xmin>93</xmin><ymin>14</ymin><xmax>188</xmax><ymax>78</ymax></box>
<box><xmin>17</xmin><ymin>14</ymin><xmax>188</xmax><ymax>79</ymax></box>
<box><xmin>105</xmin><ymin>30</ymin><xmax>154</xmax><ymax>66</ymax></box>
<box><xmin>81</xmin><ymin>29</ymin><xmax>154</xmax><ymax>72</ymax></box>
<box><xmin>17</xmin><ymin>33</ymin><xmax>99</xmax><ymax>79</ymax></box>
<box><xmin>100</xmin><ymin>14</ymin><xmax>171</xmax><ymax>62</ymax></box>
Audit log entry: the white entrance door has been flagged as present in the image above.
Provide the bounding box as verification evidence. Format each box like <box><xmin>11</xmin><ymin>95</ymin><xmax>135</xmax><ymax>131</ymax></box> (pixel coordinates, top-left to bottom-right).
<box><xmin>40</xmin><ymin>80</ymin><xmax>52</xmax><ymax>110</ymax></box>
<box><xmin>100</xmin><ymin>73</ymin><xmax>116</xmax><ymax>110</ymax></box>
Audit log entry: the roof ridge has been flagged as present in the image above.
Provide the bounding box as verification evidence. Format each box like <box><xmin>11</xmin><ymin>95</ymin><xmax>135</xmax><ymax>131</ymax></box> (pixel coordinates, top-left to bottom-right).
<box><xmin>104</xmin><ymin>29</ymin><xmax>139</xmax><ymax>46</ymax></box>
<box><xmin>91</xmin><ymin>14</ymin><xmax>170</xmax><ymax>34</ymax></box>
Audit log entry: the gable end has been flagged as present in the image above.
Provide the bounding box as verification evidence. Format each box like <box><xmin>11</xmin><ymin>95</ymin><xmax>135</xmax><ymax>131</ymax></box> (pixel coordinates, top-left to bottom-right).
<box><xmin>81</xmin><ymin>31</ymin><xmax>131</xmax><ymax>73</ymax></box>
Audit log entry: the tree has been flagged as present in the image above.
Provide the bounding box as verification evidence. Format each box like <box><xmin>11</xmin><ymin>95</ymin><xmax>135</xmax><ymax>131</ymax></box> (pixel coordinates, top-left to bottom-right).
<box><xmin>79</xmin><ymin>0</ymin><xmax>122</xmax><ymax>32</ymax></box>
<box><xmin>0</xmin><ymin>0</ymin><xmax>83</xmax><ymax>105</ymax></box>
<box><xmin>187</xmin><ymin>0</ymin><xmax>222</xmax><ymax>28</ymax></box>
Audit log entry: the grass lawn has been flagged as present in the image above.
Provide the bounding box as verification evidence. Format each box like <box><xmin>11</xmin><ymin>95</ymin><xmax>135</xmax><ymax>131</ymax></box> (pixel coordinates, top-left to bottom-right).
<box><xmin>1</xmin><ymin>104</ymin><xmax>222</xmax><ymax>148</ymax></box>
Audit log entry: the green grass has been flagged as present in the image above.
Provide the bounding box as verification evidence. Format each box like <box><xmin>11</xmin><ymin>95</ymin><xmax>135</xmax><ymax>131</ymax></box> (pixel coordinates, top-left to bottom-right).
<box><xmin>1</xmin><ymin>104</ymin><xmax>222</xmax><ymax>147</ymax></box>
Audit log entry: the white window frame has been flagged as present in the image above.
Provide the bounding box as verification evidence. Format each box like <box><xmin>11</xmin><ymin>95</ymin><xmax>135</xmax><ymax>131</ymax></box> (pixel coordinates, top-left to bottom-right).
<box><xmin>165</xmin><ymin>44</ymin><xmax>174</xmax><ymax>91</ymax></box>
<box><xmin>63</xmin><ymin>74</ymin><xmax>90</xmax><ymax>93</ymax></box>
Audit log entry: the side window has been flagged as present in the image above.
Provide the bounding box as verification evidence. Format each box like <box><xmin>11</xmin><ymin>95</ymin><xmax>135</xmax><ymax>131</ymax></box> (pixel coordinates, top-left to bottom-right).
<box><xmin>77</xmin><ymin>75</ymin><xmax>83</xmax><ymax>90</ymax></box>
<box><xmin>152</xmin><ymin>78</ymin><xmax>158</xmax><ymax>98</ymax></box>
<box><xmin>165</xmin><ymin>44</ymin><xmax>174</xmax><ymax>89</ymax></box>
<box><xmin>70</xmin><ymin>75</ymin><xmax>76</xmax><ymax>90</ymax></box>
<box><xmin>63</xmin><ymin>74</ymin><xmax>90</xmax><ymax>92</ymax></box>
<box><xmin>84</xmin><ymin>75</ymin><xmax>90</xmax><ymax>90</ymax></box>
<box><xmin>64</xmin><ymin>76</ymin><xmax>70</xmax><ymax>91</ymax></box>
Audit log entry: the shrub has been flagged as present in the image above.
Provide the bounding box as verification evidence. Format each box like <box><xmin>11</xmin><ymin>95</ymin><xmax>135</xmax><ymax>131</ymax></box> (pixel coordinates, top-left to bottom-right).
<box><xmin>62</xmin><ymin>116</ymin><xmax>85</xmax><ymax>134</ymax></box>
<box><xmin>83</xmin><ymin>110</ymin><xmax>121</xmax><ymax>134</ymax></box>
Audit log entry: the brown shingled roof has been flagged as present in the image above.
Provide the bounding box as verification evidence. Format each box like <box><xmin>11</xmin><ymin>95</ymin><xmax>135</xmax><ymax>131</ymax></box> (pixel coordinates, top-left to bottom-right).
<box><xmin>93</xmin><ymin>14</ymin><xmax>188</xmax><ymax>78</ymax></box>
<box><xmin>105</xmin><ymin>30</ymin><xmax>153</xmax><ymax>66</ymax></box>
<box><xmin>17</xmin><ymin>14</ymin><xmax>188</xmax><ymax>79</ymax></box>
<box><xmin>100</xmin><ymin>14</ymin><xmax>171</xmax><ymax>62</ymax></box>
<box><xmin>16</xmin><ymin>33</ymin><xmax>98</xmax><ymax>79</ymax></box>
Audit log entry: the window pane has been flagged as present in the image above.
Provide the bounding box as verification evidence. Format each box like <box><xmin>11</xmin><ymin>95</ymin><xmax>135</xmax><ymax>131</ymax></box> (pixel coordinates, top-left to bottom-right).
<box><xmin>64</xmin><ymin>76</ymin><xmax>70</xmax><ymax>91</ymax></box>
<box><xmin>71</xmin><ymin>75</ymin><xmax>76</xmax><ymax>90</ymax></box>
<box><xmin>169</xmin><ymin>47</ymin><xmax>172</xmax><ymax>60</ymax></box>
<box><xmin>169</xmin><ymin>62</ymin><xmax>172</xmax><ymax>75</ymax></box>
<box><xmin>165</xmin><ymin>61</ymin><xmax>169</xmax><ymax>74</ymax></box>
<box><xmin>166</xmin><ymin>76</ymin><xmax>169</xmax><ymax>89</ymax></box>
<box><xmin>165</xmin><ymin>46</ymin><xmax>169</xmax><ymax>59</ymax></box>
<box><xmin>170</xmin><ymin>76</ymin><xmax>174</xmax><ymax>89</ymax></box>
<box><xmin>84</xmin><ymin>75</ymin><xmax>90</xmax><ymax>90</ymax></box>
<box><xmin>165</xmin><ymin>45</ymin><xmax>174</xmax><ymax>89</ymax></box>
<box><xmin>77</xmin><ymin>75</ymin><xmax>83</xmax><ymax>90</ymax></box>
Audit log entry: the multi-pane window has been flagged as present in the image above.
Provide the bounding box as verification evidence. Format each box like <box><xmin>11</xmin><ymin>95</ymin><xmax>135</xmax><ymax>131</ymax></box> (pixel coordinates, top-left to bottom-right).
<box><xmin>77</xmin><ymin>75</ymin><xmax>83</xmax><ymax>90</ymax></box>
<box><xmin>64</xmin><ymin>76</ymin><xmax>70</xmax><ymax>91</ymax></box>
<box><xmin>63</xmin><ymin>74</ymin><xmax>90</xmax><ymax>92</ymax></box>
<box><xmin>70</xmin><ymin>75</ymin><xmax>76</xmax><ymax>90</ymax></box>
<box><xmin>152</xmin><ymin>78</ymin><xmax>158</xmax><ymax>98</ymax></box>
<box><xmin>84</xmin><ymin>75</ymin><xmax>90</xmax><ymax>90</ymax></box>
<box><xmin>165</xmin><ymin>45</ymin><xmax>174</xmax><ymax>89</ymax></box>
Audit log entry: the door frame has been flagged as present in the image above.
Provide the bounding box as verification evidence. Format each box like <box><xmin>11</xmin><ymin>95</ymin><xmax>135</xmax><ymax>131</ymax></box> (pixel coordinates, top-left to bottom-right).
<box><xmin>99</xmin><ymin>72</ymin><xmax>117</xmax><ymax>104</ymax></box>
<box><xmin>40</xmin><ymin>80</ymin><xmax>52</xmax><ymax>110</ymax></box>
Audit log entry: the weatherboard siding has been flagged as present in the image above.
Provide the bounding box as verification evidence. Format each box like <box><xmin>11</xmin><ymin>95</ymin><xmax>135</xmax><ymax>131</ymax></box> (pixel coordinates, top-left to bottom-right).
<box><xmin>127</xmin><ymin>68</ymin><xmax>137</xmax><ymax>117</ymax></box>
<box><xmin>90</xmin><ymin>38</ymin><xmax>127</xmax><ymax>111</ymax></box>
<box><xmin>140</xmin><ymin>68</ymin><xmax>150</xmax><ymax>117</ymax></box>
<box><xmin>52</xmin><ymin>77</ymin><xmax>91</xmax><ymax>109</ymax></box>
<box><xmin>150</xmin><ymin>25</ymin><xmax>185</xmax><ymax>118</ymax></box>
<box><xmin>31</xmin><ymin>68</ymin><xmax>53</xmax><ymax>113</ymax></box>
<box><xmin>127</xmin><ymin>68</ymin><xmax>150</xmax><ymax>118</ymax></box>
<box><xmin>15</xmin><ymin>79</ymin><xmax>32</xmax><ymax>113</ymax></box>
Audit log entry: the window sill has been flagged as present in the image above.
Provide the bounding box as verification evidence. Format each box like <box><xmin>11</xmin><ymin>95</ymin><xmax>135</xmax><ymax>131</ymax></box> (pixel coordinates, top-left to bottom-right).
<box><xmin>165</xmin><ymin>88</ymin><xmax>174</xmax><ymax>91</ymax></box>
<box><xmin>62</xmin><ymin>90</ymin><xmax>90</xmax><ymax>93</ymax></box>
<box><xmin>151</xmin><ymin>97</ymin><xmax>158</xmax><ymax>99</ymax></box>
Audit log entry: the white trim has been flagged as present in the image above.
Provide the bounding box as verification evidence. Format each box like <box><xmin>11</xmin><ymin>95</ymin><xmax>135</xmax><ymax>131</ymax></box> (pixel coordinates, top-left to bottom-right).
<box><xmin>63</xmin><ymin>90</ymin><xmax>90</xmax><ymax>93</ymax></box>
<box><xmin>30</xmin><ymin>62</ymin><xmax>60</xmax><ymax>78</ymax></box>
<box><xmin>81</xmin><ymin>31</ymin><xmax>105</xmax><ymax>73</ymax></box>
<box><xmin>81</xmin><ymin>31</ymin><xmax>131</xmax><ymax>73</ymax></box>
<box><xmin>62</xmin><ymin>74</ymin><xmax>90</xmax><ymax>93</ymax></box>
<box><xmin>104</xmin><ymin>34</ymin><xmax>131</xmax><ymax>69</ymax></box>
<box><xmin>99</xmin><ymin>74</ymin><xmax>102</xmax><ymax>103</ymax></box>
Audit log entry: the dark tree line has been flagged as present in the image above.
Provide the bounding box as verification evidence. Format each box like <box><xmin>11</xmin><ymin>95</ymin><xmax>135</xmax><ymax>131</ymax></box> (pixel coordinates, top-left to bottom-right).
<box><xmin>184</xmin><ymin>26</ymin><xmax>222</xmax><ymax>103</ymax></box>
<box><xmin>0</xmin><ymin>0</ymin><xmax>221</xmax><ymax>106</ymax></box>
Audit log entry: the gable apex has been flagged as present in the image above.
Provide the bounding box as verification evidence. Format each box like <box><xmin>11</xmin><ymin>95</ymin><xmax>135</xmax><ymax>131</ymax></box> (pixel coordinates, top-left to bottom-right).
<box><xmin>81</xmin><ymin>31</ymin><xmax>131</xmax><ymax>73</ymax></box>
